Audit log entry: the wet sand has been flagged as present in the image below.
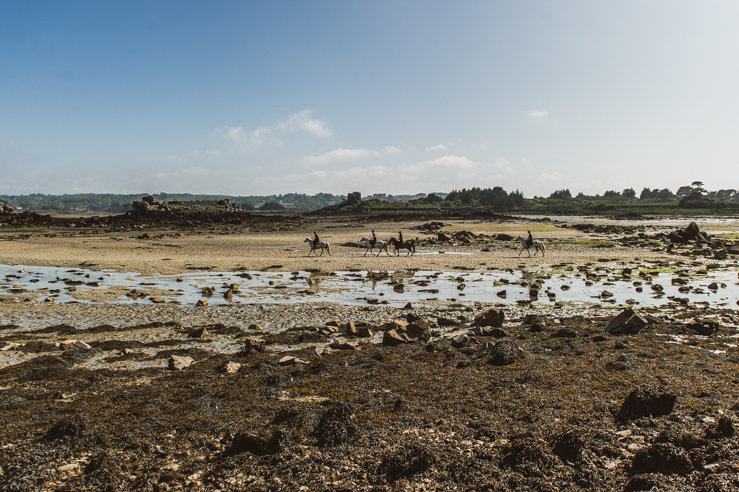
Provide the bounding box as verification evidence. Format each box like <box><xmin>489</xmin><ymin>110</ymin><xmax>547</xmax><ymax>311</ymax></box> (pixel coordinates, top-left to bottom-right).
<box><xmin>0</xmin><ymin>220</ymin><xmax>675</xmax><ymax>275</ymax></box>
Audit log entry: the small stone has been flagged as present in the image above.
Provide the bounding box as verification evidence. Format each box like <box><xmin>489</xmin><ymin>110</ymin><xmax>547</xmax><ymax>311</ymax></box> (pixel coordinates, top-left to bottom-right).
<box><xmin>328</xmin><ymin>342</ymin><xmax>358</xmax><ymax>351</ymax></box>
<box><xmin>196</xmin><ymin>299</ymin><xmax>208</xmax><ymax>307</ymax></box>
<box><xmin>169</xmin><ymin>355</ymin><xmax>194</xmax><ymax>370</ymax></box>
<box><xmin>220</xmin><ymin>361</ymin><xmax>241</xmax><ymax>374</ymax></box>
<box><xmin>188</xmin><ymin>327</ymin><xmax>208</xmax><ymax>339</ymax></box>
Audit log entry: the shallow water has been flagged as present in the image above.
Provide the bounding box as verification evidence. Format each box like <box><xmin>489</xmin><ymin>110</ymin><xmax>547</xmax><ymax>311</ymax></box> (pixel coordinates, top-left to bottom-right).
<box><xmin>1</xmin><ymin>264</ymin><xmax>737</xmax><ymax>309</ymax></box>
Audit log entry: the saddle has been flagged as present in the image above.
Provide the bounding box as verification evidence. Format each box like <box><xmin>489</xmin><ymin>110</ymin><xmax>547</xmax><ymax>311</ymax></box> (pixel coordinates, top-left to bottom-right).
<box><xmin>370</xmin><ymin>239</ymin><xmax>376</xmax><ymax>246</ymax></box>
<box><xmin>526</xmin><ymin>238</ymin><xmax>533</xmax><ymax>246</ymax></box>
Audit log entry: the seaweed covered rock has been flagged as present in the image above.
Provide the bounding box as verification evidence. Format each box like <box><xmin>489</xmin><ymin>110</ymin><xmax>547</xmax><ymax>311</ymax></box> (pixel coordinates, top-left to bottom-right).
<box><xmin>226</xmin><ymin>429</ymin><xmax>284</xmax><ymax>456</ymax></box>
<box><xmin>687</xmin><ymin>318</ymin><xmax>719</xmax><ymax>336</ymax></box>
<box><xmin>501</xmin><ymin>433</ymin><xmax>555</xmax><ymax>477</ymax></box>
<box><xmin>313</xmin><ymin>403</ymin><xmax>356</xmax><ymax>447</ymax></box>
<box><xmin>44</xmin><ymin>418</ymin><xmax>85</xmax><ymax>441</ymax></box>
<box><xmin>378</xmin><ymin>443</ymin><xmax>435</xmax><ymax>481</ymax></box>
<box><xmin>617</xmin><ymin>385</ymin><xmax>676</xmax><ymax>421</ymax></box>
<box><xmin>487</xmin><ymin>340</ymin><xmax>524</xmax><ymax>366</ymax></box>
<box><xmin>703</xmin><ymin>416</ymin><xmax>736</xmax><ymax>440</ymax></box>
<box><xmin>630</xmin><ymin>443</ymin><xmax>693</xmax><ymax>476</ymax></box>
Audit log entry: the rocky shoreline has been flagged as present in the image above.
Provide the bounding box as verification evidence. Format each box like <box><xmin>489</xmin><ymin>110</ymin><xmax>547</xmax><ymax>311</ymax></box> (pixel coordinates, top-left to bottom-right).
<box><xmin>1</xmin><ymin>298</ymin><xmax>739</xmax><ymax>491</ymax></box>
<box><xmin>1</xmin><ymin>211</ymin><xmax>738</xmax><ymax>491</ymax></box>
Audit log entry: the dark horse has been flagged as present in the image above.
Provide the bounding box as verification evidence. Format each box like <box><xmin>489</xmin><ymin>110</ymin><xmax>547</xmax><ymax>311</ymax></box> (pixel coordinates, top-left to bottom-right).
<box><xmin>388</xmin><ymin>237</ymin><xmax>416</xmax><ymax>256</ymax></box>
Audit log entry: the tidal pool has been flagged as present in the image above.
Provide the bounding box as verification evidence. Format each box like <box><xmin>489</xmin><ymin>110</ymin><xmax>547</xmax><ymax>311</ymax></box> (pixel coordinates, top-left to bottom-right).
<box><xmin>1</xmin><ymin>264</ymin><xmax>737</xmax><ymax>309</ymax></box>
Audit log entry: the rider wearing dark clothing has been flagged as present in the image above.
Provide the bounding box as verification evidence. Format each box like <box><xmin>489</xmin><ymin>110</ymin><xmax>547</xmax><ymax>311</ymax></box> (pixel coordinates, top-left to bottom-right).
<box><xmin>398</xmin><ymin>231</ymin><xmax>404</xmax><ymax>244</ymax></box>
<box><xmin>313</xmin><ymin>231</ymin><xmax>320</xmax><ymax>247</ymax></box>
<box><xmin>527</xmin><ymin>231</ymin><xmax>534</xmax><ymax>246</ymax></box>
<box><xmin>370</xmin><ymin>230</ymin><xmax>377</xmax><ymax>247</ymax></box>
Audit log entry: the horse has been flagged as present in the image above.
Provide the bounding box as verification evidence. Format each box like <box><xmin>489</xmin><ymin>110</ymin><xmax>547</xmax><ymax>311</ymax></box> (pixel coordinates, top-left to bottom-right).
<box><xmin>388</xmin><ymin>237</ymin><xmax>416</xmax><ymax>256</ymax></box>
<box><xmin>360</xmin><ymin>236</ymin><xmax>389</xmax><ymax>256</ymax></box>
<box><xmin>516</xmin><ymin>236</ymin><xmax>546</xmax><ymax>257</ymax></box>
<box><xmin>304</xmin><ymin>237</ymin><xmax>332</xmax><ymax>256</ymax></box>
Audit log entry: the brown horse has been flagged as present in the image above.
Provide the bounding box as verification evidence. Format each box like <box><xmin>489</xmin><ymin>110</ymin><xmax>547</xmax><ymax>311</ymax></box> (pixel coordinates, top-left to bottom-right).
<box><xmin>388</xmin><ymin>237</ymin><xmax>415</xmax><ymax>256</ymax></box>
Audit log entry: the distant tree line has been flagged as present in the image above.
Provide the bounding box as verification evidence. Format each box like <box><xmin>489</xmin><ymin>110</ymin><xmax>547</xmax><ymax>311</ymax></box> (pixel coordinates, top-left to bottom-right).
<box><xmin>443</xmin><ymin>187</ymin><xmax>525</xmax><ymax>209</ymax></box>
<box><xmin>546</xmin><ymin>181</ymin><xmax>738</xmax><ymax>204</ymax></box>
<box><xmin>3</xmin><ymin>181</ymin><xmax>737</xmax><ymax>213</ymax></box>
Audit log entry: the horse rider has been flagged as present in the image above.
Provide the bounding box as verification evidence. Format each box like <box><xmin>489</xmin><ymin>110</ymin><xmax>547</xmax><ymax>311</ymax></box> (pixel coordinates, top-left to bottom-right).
<box><xmin>313</xmin><ymin>231</ymin><xmax>320</xmax><ymax>247</ymax></box>
<box><xmin>370</xmin><ymin>230</ymin><xmax>377</xmax><ymax>247</ymax></box>
<box><xmin>527</xmin><ymin>230</ymin><xmax>534</xmax><ymax>246</ymax></box>
<box><xmin>398</xmin><ymin>230</ymin><xmax>404</xmax><ymax>244</ymax></box>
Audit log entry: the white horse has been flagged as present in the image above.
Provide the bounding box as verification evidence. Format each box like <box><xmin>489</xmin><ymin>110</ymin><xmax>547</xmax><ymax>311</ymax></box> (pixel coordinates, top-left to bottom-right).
<box><xmin>304</xmin><ymin>237</ymin><xmax>332</xmax><ymax>256</ymax></box>
<box><xmin>516</xmin><ymin>236</ymin><xmax>546</xmax><ymax>257</ymax></box>
<box><xmin>360</xmin><ymin>236</ymin><xmax>389</xmax><ymax>256</ymax></box>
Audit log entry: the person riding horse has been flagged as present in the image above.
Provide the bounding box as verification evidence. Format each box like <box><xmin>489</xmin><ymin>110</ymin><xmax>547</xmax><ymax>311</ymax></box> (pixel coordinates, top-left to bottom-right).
<box><xmin>527</xmin><ymin>231</ymin><xmax>534</xmax><ymax>247</ymax></box>
<box><xmin>370</xmin><ymin>230</ymin><xmax>377</xmax><ymax>247</ymax></box>
<box><xmin>313</xmin><ymin>231</ymin><xmax>320</xmax><ymax>247</ymax></box>
<box><xmin>398</xmin><ymin>231</ymin><xmax>404</xmax><ymax>244</ymax></box>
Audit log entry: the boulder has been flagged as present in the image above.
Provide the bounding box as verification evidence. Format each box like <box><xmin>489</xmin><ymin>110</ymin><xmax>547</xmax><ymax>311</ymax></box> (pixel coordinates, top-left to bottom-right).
<box><xmin>683</xmin><ymin>221</ymin><xmax>701</xmax><ymax>240</ymax></box>
<box><xmin>345</xmin><ymin>321</ymin><xmax>358</xmax><ymax>336</ymax></box>
<box><xmin>382</xmin><ymin>329</ymin><xmax>408</xmax><ymax>347</ymax></box>
<box><xmin>357</xmin><ymin>326</ymin><xmax>373</xmax><ymax>338</ymax></box>
<box><xmin>450</xmin><ymin>334</ymin><xmax>469</xmax><ymax>348</ymax></box>
<box><xmin>606</xmin><ymin>308</ymin><xmax>648</xmax><ymax>335</ymax></box>
<box><xmin>472</xmin><ymin>308</ymin><xmax>505</xmax><ymax>328</ymax></box>
<box><xmin>496</xmin><ymin>233</ymin><xmax>513</xmax><ymax>241</ymax></box>
<box><xmin>169</xmin><ymin>355</ymin><xmax>194</xmax><ymax>370</ymax></box>
<box><xmin>687</xmin><ymin>318</ymin><xmax>719</xmax><ymax>336</ymax></box>
<box><xmin>405</xmin><ymin>322</ymin><xmax>431</xmax><ymax>341</ymax></box>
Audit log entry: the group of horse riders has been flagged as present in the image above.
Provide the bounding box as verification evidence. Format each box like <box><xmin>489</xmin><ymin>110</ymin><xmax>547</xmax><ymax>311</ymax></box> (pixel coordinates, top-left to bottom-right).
<box><xmin>312</xmin><ymin>229</ymin><xmax>536</xmax><ymax>247</ymax></box>
<box><xmin>312</xmin><ymin>230</ymin><xmax>405</xmax><ymax>248</ymax></box>
<box><xmin>309</xmin><ymin>229</ymin><xmax>541</xmax><ymax>256</ymax></box>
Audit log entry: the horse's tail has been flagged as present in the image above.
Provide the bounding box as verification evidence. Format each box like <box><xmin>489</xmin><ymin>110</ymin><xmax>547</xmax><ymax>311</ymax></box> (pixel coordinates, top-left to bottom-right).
<box><xmin>327</xmin><ymin>243</ymin><xmax>332</xmax><ymax>255</ymax></box>
<box><xmin>540</xmin><ymin>240</ymin><xmax>546</xmax><ymax>252</ymax></box>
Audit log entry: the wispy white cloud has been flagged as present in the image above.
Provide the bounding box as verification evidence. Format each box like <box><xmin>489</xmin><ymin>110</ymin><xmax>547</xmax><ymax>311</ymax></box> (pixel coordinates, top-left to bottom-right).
<box><xmin>538</xmin><ymin>172</ymin><xmax>562</xmax><ymax>181</ymax></box>
<box><xmin>426</xmin><ymin>144</ymin><xmax>447</xmax><ymax>151</ymax></box>
<box><xmin>302</xmin><ymin>146</ymin><xmax>400</xmax><ymax>164</ymax></box>
<box><xmin>216</xmin><ymin>109</ymin><xmax>332</xmax><ymax>150</ymax></box>
<box><xmin>165</xmin><ymin>149</ymin><xmax>222</xmax><ymax>163</ymax></box>
<box><xmin>275</xmin><ymin>110</ymin><xmax>332</xmax><ymax>138</ymax></box>
<box><xmin>215</xmin><ymin>125</ymin><xmax>272</xmax><ymax>146</ymax></box>
<box><xmin>527</xmin><ymin>109</ymin><xmax>549</xmax><ymax>119</ymax></box>
<box><xmin>494</xmin><ymin>157</ymin><xmax>515</xmax><ymax>174</ymax></box>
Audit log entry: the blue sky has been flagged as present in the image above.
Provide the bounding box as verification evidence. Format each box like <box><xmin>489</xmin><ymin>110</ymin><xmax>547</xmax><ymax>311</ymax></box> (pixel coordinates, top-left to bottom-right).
<box><xmin>1</xmin><ymin>1</ymin><xmax>738</xmax><ymax>197</ymax></box>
